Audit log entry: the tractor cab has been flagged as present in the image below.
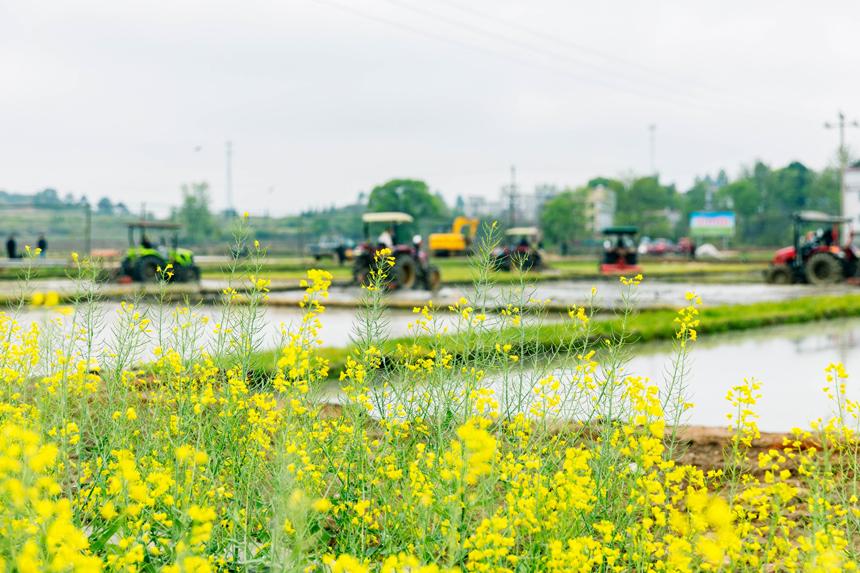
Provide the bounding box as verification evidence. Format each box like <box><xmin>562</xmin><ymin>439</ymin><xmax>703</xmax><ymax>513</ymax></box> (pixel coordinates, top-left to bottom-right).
<box><xmin>357</xmin><ymin>212</ymin><xmax>415</xmax><ymax>256</ymax></box>
<box><xmin>121</xmin><ymin>222</ymin><xmax>200</xmax><ymax>283</ymax></box>
<box><xmin>352</xmin><ymin>211</ymin><xmax>441</xmax><ymax>290</ymax></box>
<box><xmin>600</xmin><ymin>226</ymin><xmax>642</xmax><ymax>274</ymax></box>
<box><xmin>492</xmin><ymin>227</ymin><xmax>543</xmax><ymax>271</ymax></box>
<box><xmin>765</xmin><ymin>211</ymin><xmax>857</xmax><ymax>284</ymax></box>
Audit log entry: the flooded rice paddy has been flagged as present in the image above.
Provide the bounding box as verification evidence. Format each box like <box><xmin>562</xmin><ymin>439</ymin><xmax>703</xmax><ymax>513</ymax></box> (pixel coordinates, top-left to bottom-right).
<box><xmin>9</xmin><ymin>281</ymin><xmax>860</xmax><ymax>432</ymax></box>
<box><xmin>321</xmin><ymin>316</ymin><xmax>860</xmax><ymax>434</ymax></box>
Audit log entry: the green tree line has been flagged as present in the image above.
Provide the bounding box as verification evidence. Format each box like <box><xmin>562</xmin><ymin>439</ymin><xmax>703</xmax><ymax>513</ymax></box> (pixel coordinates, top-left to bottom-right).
<box><xmin>539</xmin><ymin>161</ymin><xmax>840</xmax><ymax>247</ymax></box>
<box><xmin>9</xmin><ymin>159</ymin><xmax>841</xmax><ymax>251</ymax></box>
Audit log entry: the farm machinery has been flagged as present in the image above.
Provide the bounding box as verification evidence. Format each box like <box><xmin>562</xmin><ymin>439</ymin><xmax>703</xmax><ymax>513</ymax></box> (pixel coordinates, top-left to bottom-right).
<box><xmin>429</xmin><ymin>216</ymin><xmax>479</xmax><ymax>257</ymax></box>
<box><xmin>352</xmin><ymin>212</ymin><xmax>441</xmax><ymax>291</ymax></box>
<box><xmin>120</xmin><ymin>222</ymin><xmax>200</xmax><ymax>283</ymax></box>
<box><xmin>599</xmin><ymin>226</ymin><xmax>642</xmax><ymax>275</ymax></box>
<box><xmin>491</xmin><ymin>227</ymin><xmax>544</xmax><ymax>271</ymax></box>
<box><xmin>764</xmin><ymin>211</ymin><xmax>858</xmax><ymax>285</ymax></box>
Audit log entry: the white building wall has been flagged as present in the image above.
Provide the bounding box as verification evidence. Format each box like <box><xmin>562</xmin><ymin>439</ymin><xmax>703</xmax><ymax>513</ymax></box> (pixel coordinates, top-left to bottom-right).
<box><xmin>586</xmin><ymin>185</ymin><xmax>616</xmax><ymax>235</ymax></box>
<box><xmin>844</xmin><ymin>168</ymin><xmax>860</xmax><ymax>233</ymax></box>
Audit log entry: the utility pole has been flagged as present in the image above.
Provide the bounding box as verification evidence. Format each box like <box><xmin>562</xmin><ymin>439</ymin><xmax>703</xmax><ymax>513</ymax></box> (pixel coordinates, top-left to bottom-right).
<box><xmin>225</xmin><ymin>140</ymin><xmax>234</xmax><ymax>214</ymax></box>
<box><xmin>824</xmin><ymin>111</ymin><xmax>859</xmax><ymax>218</ymax></box>
<box><xmin>648</xmin><ymin>124</ymin><xmax>656</xmax><ymax>175</ymax></box>
<box><xmin>504</xmin><ymin>165</ymin><xmax>518</xmax><ymax>227</ymax></box>
<box><xmin>705</xmin><ymin>182</ymin><xmax>715</xmax><ymax>212</ymax></box>
<box><xmin>83</xmin><ymin>203</ymin><xmax>92</xmax><ymax>256</ymax></box>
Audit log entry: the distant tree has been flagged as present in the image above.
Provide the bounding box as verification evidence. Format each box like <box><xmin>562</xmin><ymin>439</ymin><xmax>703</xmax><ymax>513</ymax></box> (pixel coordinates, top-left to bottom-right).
<box><xmin>96</xmin><ymin>197</ymin><xmax>114</xmax><ymax>215</ymax></box>
<box><xmin>614</xmin><ymin>176</ymin><xmax>679</xmax><ymax>237</ymax></box>
<box><xmin>587</xmin><ymin>177</ymin><xmax>624</xmax><ymax>195</ymax></box>
<box><xmin>674</xmin><ymin>161</ymin><xmax>840</xmax><ymax>246</ymax></box>
<box><xmin>176</xmin><ymin>182</ymin><xmax>215</xmax><ymax>244</ymax></box>
<box><xmin>366</xmin><ymin>179</ymin><xmax>449</xmax><ymax>234</ymax></box>
<box><xmin>114</xmin><ymin>202</ymin><xmax>131</xmax><ymax>216</ymax></box>
<box><xmin>33</xmin><ymin>188</ymin><xmax>62</xmax><ymax>208</ymax></box>
<box><xmin>454</xmin><ymin>195</ymin><xmax>466</xmax><ymax>216</ymax></box>
<box><xmin>540</xmin><ymin>189</ymin><xmax>587</xmax><ymax>247</ymax></box>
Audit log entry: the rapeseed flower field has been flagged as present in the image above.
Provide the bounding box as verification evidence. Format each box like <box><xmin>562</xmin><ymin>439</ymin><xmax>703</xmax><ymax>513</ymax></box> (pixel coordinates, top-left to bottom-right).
<box><xmin>0</xmin><ymin>226</ymin><xmax>858</xmax><ymax>572</ymax></box>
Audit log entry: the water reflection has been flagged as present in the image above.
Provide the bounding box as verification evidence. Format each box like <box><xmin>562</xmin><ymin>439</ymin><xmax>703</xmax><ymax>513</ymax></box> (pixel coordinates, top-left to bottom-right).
<box><xmin>350</xmin><ymin>318</ymin><xmax>860</xmax><ymax>434</ymax></box>
<box><xmin>625</xmin><ymin>318</ymin><xmax>860</xmax><ymax>432</ymax></box>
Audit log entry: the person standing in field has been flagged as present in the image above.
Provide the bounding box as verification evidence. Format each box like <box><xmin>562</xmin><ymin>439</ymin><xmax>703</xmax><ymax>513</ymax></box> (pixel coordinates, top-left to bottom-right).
<box><xmin>37</xmin><ymin>234</ymin><xmax>47</xmax><ymax>257</ymax></box>
<box><xmin>6</xmin><ymin>235</ymin><xmax>17</xmax><ymax>259</ymax></box>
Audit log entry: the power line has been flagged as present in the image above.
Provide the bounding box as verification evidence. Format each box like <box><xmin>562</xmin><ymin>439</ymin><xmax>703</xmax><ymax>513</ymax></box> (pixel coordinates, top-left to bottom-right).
<box><xmin>311</xmin><ymin>0</ymin><xmax>714</xmax><ymax>112</ymax></box>
<box><xmin>381</xmin><ymin>0</ymin><xmax>806</xmax><ymax>121</ymax></box>
<box><xmin>310</xmin><ymin>0</ymin><xmax>551</xmax><ymax>70</ymax></box>
<box><xmin>431</xmin><ymin>0</ymin><xmax>680</xmax><ymax>84</ymax></box>
<box><xmin>377</xmin><ymin>0</ymin><xmax>714</xmax><ymax>111</ymax></box>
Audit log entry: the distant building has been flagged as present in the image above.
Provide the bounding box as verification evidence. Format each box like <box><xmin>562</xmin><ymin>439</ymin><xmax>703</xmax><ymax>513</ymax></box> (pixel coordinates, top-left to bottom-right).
<box><xmin>585</xmin><ymin>184</ymin><xmax>616</xmax><ymax>235</ymax></box>
<box><xmin>465</xmin><ymin>195</ymin><xmax>504</xmax><ymax>219</ymax></box>
<box><xmin>845</xmin><ymin>167</ymin><xmax>860</xmax><ymax>231</ymax></box>
<box><xmin>527</xmin><ymin>184</ymin><xmax>559</xmax><ymax>224</ymax></box>
<box><xmin>501</xmin><ymin>184</ymin><xmax>560</xmax><ymax>225</ymax></box>
<box><xmin>463</xmin><ymin>183</ymin><xmax>560</xmax><ymax>226</ymax></box>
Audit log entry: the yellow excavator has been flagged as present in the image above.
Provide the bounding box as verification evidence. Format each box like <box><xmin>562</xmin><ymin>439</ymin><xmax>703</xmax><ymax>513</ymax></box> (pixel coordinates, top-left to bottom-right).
<box><xmin>429</xmin><ymin>216</ymin><xmax>479</xmax><ymax>256</ymax></box>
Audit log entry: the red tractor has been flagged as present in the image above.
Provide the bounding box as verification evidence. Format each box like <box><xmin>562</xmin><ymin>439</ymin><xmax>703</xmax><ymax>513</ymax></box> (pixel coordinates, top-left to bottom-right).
<box><xmin>352</xmin><ymin>212</ymin><xmax>441</xmax><ymax>290</ymax></box>
<box><xmin>764</xmin><ymin>211</ymin><xmax>858</xmax><ymax>285</ymax></box>
<box><xmin>599</xmin><ymin>226</ymin><xmax>643</xmax><ymax>275</ymax></box>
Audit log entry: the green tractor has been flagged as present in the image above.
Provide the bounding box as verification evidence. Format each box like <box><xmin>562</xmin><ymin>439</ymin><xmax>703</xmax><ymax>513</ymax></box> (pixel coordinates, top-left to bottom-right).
<box><xmin>120</xmin><ymin>222</ymin><xmax>201</xmax><ymax>283</ymax></box>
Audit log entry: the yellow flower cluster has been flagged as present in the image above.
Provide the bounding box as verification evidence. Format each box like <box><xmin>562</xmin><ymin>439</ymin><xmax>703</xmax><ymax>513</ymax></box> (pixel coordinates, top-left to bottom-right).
<box><xmin>0</xmin><ymin>264</ymin><xmax>856</xmax><ymax>572</ymax></box>
<box><xmin>0</xmin><ymin>423</ymin><xmax>102</xmax><ymax>572</ymax></box>
<box><xmin>675</xmin><ymin>291</ymin><xmax>702</xmax><ymax>346</ymax></box>
<box><xmin>620</xmin><ymin>273</ymin><xmax>644</xmax><ymax>286</ymax></box>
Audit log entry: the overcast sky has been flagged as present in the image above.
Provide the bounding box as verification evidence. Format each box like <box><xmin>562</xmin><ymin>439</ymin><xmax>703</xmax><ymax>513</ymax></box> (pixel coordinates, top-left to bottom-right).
<box><xmin>2</xmin><ymin>1</ymin><xmax>858</xmax><ymax>215</ymax></box>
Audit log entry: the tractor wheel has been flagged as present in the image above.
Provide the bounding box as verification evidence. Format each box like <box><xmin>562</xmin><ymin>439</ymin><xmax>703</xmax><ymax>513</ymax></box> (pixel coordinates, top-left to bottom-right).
<box><xmin>174</xmin><ymin>265</ymin><xmax>200</xmax><ymax>283</ymax></box>
<box><xmin>353</xmin><ymin>265</ymin><xmax>369</xmax><ymax>287</ymax></box>
<box><xmin>765</xmin><ymin>265</ymin><xmax>793</xmax><ymax>285</ymax></box>
<box><xmin>393</xmin><ymin>255</ymin><xmax>417</xmax><ymax>289</ymax></box>
<box><xmin>805</xmin><ymin>253</ymin><xmax>843</xmax><ymax>285</ymax></box>
<box><xmin>352</xmin><ymin>254</ymin><xmax>373</xmax><ymax>287</ymax></box>
<box><xmin>422</xmin><ymin>265</ymin><xmax>442</xmax><ymax>291</ymax></box>
<box><xmin>136</xmin><ymin>256</ymin><xmax>162</xmax><ymax>283</ymax></box>
<box><xmin>354</xmin><ymin>269</ymin><xmax>368</xmax><ymax>287</ymax></box>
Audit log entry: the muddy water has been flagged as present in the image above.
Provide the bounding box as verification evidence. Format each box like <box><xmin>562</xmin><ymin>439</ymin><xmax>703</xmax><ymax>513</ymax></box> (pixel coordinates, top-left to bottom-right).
<box><xmin>10</xmin><ymin>275</ymin><xmax>855</xmax><ymax>310</ymax></box>
<box><xmin>8</xmin><ymin>303</ymin><xmax>558</xmax><ymax>353</ymax></box>
<box><xmin>268</xmin><ymin>280</ymin><xmax>856</xmax><ymax>310</ymax></box>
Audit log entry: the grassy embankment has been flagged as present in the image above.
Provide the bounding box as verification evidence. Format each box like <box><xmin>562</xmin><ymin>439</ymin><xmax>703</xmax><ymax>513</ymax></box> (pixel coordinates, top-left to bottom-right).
<box><xmin>250</xmin><ymin>292</ymin><xmax>860</xmax><ymax>380</ymax></box>
<box><xmin>203</xmin><ymin>257</ymin><xmax>766</xmax><ymax>284</ymax></box>
<box><xmin>0</xmin><ymin>257</ymin><xmax>765</xmax><ymax>286</ymax></box>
